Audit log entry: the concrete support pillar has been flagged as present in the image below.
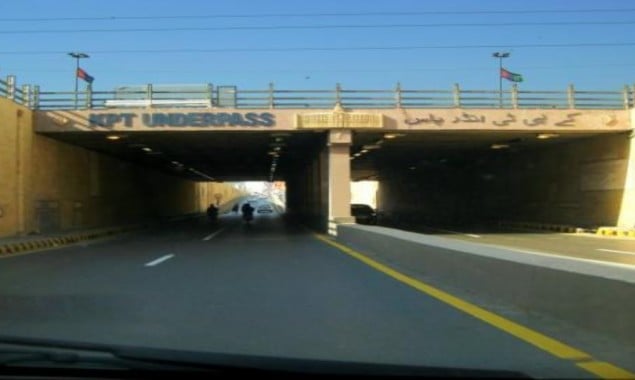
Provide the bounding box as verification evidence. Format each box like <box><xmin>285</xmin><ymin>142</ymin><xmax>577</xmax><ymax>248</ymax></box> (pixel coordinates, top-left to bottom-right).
<box><xmin>617</xmin><ymin>130</ymin><xmax>635</xmax><ymax>228</ymax></box>
<box><xmin>327</xmin><ymin>130</ymin><xmax>353</xmax><ymax>235</ymax></box>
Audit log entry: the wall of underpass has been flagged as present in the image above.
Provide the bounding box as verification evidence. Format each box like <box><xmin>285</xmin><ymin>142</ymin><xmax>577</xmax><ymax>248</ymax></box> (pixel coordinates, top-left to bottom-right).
<box><xmin>0</xmin><ymin>98</ymin><xmax>244</xmax><ymax>238</ymax></box>
<box><xmin>475</xmin><ymin>132</ymin><xmax>633</xmax><ymax>228</ymax></box>
<box><xmin>377</xmin><ymin>163</ymin><xmax>470</xmax><ymax>227</ymax></box>
<box><xmin>286</xmin><ymin>141</ymin><xmax>329</xmax><ymax>231</ymax></box>
<box><xmin>377</xmin><ymin>132</ymin><xmax>634</xmax><ymax>229</ymax></box>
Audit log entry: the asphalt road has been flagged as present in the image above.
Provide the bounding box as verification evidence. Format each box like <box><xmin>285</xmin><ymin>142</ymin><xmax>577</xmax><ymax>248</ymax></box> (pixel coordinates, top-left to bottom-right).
<box><xmin>0</xmin><ymin>204</ymin><xmax>630</xmax><ymax>378</ymax></box>
<box><xmin>399</xmin><ymin>225</ymin><xmax>635</xmax><ymax>266</ymax></box>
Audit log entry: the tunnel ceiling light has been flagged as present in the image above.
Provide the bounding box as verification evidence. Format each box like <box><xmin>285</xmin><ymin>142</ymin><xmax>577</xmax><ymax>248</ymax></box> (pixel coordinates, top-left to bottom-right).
<box><xmin>409</xmin><ymin>166</ymin><xmax>417</xmax><ymax>170</ymax></box>
<box><xmin>362</xmin><ymin>144</ymin><xmax>381</xmax><ymax>150</ymax></box>
<box><xmin>141</xmin><ymin>147</ymin><xmax>152</xmax><ymax>152</ymax></box>
<box><xmin>106</xmin><ymin>135</ymin><xmax>121</xmax><ymax>141</ymax></box>
<box><xmin>537</xmin><ymin>133</ymin><xmax>560</xmax><ymax>140</ymax></box>
<box><xmin>491</xmin><ymin>143</ymin><xmax>510</xmax><ymax>149</ymax></box>
<box><xmin>360</xmin><ymin>149</ymin><xmax>369</xmax><ymax>153</ymax></box>
<box><xmin>384</xmin><ymin>133</ymin><xmax>405</xmax><ymax>139</ymax></box>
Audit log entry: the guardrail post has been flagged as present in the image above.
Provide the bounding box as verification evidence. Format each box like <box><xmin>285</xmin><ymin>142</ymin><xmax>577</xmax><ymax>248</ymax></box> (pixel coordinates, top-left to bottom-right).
<box><xmin>85</xmin><ymin>83</ymin><xmax>93</xmax><ymax>109</ymax></box>
<box><xmin>622</xmin><ymin>84</ymin><xmax>631</xmax><ymax>109</ymax></box>
<box><xmin>21</xmin><ymin>85</ymin><xmax>31</xmax><ymax>107</ymax></box>
<box><xmin>395</xmin><ymin>82</ymin><xmax>402</xmax><ymax>108</ymax></box>
<box><xmin>6</xmin><ymin>75</ymin><xmax>16</xmax><ymax>101</ymax></box>
<box><xmin>268</xmin><ymin>82</ymin><xmax>275</xmax><ymax>109</ymax></box>
<box><xmin>511</xmin><ymin>83</ymin><xmax>519</xmax><ymax>109</ymax></box>
<box><xmin>32</xmin><ymin>85</ymin><xmax>40</xmax><ymax>110</ymax></box>
<box><xmin>567</xmin><ymin>84</ymin><xmax>575</xmax><ymax>109</ymax></box>
<box><xmin>452</xmin><ymin>83</ymin><xmax>461</xmax><ymax>107</ymax></box>
<box><xmin>335</xmin><ymin>82</ymin><xmax>342</xmax><ymax>106</ymax></box>
<box><xmin>146</xmin><ymin>84</ymin><xmax>153</xmax><ymax>107</ymax></box>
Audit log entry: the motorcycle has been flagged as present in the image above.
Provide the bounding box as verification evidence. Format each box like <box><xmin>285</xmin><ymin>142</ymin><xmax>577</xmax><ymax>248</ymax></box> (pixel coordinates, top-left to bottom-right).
<box><xmin>206</xmin><ymin>205</ymin><xmax>219</xmax><ymax>223</ymax></box>
<box><xmin>241</xmin><ymin>204</ymin><xmax>254</xmax><ymax>224</ymax></box>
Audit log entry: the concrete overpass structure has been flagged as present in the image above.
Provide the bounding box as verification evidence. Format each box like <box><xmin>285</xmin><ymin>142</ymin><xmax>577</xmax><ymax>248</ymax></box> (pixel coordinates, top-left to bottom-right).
<box><xmin>1</xmin><ymin>76</ymin><xmax>634</xmax><ymax>237</ymax></box>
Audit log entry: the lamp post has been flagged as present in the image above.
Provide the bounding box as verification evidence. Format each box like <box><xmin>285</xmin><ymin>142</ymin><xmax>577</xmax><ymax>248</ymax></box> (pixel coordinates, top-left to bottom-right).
<box><xmin>68</xmin><ymin>52</ymin><xmax>89</xmax><ymax>109</ymax></box>
<box><xmin>492</xmin><ymin>52</ymin><xmax>509</xmax><ymax>108</ymax></box>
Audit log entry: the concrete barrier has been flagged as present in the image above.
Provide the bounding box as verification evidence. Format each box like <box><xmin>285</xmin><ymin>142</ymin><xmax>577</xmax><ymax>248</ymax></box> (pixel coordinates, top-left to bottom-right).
<box><xmin>336</xmin><ymin>224</ymin><xmax>635</xmax><ymax>345</ymax></box>
<box><xmin>0</xmin><ymin>211</ymin><xmax>221</xmax><ymax>256</ymax></box>
<box><xmin>0</xmin><ymin>224</ymin><xmax>147</xmax><ymax>256</ymax></box>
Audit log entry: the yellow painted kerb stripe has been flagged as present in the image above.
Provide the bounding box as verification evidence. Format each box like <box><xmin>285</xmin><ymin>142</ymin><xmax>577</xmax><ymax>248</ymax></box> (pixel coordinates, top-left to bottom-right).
<box><xmin>314</xmin><ymin>234</ymin><xmax>635</xmax><ymax>379</ymax></box>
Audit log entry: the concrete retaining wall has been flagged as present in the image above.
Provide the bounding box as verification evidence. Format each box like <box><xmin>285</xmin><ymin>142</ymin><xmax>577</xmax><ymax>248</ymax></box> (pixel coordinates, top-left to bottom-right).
<box><xmin>336</xmin><ymin>224</ymin><xmax>635</xmax><ymax>345</ymax></box>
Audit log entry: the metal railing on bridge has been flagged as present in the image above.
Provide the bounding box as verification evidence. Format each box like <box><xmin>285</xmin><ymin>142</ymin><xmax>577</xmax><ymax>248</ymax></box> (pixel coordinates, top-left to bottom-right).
<box><xmin>1</xmin><ymin>75</ymin><xmax>633</xmax><ymax>110</ymax></box>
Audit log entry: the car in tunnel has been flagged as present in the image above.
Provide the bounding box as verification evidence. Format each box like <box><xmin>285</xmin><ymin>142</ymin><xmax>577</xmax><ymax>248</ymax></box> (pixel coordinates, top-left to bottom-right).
<box><xmin>351</xmin><ymin>204</ymin><xmax>377</xmax><ymax>225</ymax></box>
<box><xmin>257</xmin><ymin>204</ymin><xmax>274</xmax><ymax>213</ymax></box>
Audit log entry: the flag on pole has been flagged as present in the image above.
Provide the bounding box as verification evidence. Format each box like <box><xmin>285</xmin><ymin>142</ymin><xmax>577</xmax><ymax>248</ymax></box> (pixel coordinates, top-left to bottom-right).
<box><xmin>500</xmin><ymin>68</ymin><xmax>523</xmax><ymax>82</ymax></box>
<box><xmin>77</xmin><ymin>67</ymin><xmax>94</xmax><ymax>83</ymax></box>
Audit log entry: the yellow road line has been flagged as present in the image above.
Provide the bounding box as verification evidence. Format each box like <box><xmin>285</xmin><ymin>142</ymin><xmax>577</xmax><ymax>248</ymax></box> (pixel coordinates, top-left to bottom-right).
<box><xmin>578</xmin><ymin>361</ymin><xmax>635</xmax><ymax>379</ymax></box>
<box><xmin>314</xmin><ymin>234</ymin><xmax>635</xmax><ymax>379</ymax></box>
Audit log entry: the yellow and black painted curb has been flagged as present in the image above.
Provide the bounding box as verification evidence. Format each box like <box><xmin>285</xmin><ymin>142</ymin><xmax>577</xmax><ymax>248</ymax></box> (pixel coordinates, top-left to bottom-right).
<box><xmin>499</xmin><ymin>221</ymin><xmax>635</xmax><ymax>239</ymax></box>
<box><xmin>498</xmin><ymin>221</ymin><xmax>581</xmax><ymax>233</ymax></box>
<box><xmin>0</xmin><ymin>225</ymin><xmax>145</xmax><ymax>256</ymax></box>
<box><xmin>595</xmin><ymin>227</ymin><xmax>635</xmax><ymax>238</ymax></box>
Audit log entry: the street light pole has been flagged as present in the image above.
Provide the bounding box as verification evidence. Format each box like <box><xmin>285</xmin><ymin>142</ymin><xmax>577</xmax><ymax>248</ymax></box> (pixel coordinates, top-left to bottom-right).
<box><xmin>68</xmin><ymin>52</ymin><xmax>89</xmax><ymax>109</ymax></box>
<box><xmin>492</xmin><ymin>52</ymin><xmax>509</xmax><ymax>108</ymax></box>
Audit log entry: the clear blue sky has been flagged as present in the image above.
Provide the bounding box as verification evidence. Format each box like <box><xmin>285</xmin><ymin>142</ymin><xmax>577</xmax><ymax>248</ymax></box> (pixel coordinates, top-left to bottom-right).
<box><xmin>1</xmin><ymin>0</ymin><xmax>634</xmax><ymax>92</ymax></box>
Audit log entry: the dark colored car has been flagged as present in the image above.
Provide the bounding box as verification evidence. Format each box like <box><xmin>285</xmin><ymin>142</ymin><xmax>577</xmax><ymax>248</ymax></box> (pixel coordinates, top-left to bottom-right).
<box><xmin>351</xmin><ymin>204</ymin><xmax>377</xmax><ymax>225</ymax></box>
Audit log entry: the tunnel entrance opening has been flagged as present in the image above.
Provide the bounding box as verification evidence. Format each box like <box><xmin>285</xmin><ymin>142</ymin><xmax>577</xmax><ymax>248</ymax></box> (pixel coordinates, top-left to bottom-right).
<box><xmin>352</xmin><ymin>130</ymin><xmax>631</xmax><ymax>232</ymax></box>
<box><xmin>39</xmin><ymin>130</ymin><xmax>327</xmax><ymax>183</ymax></box>
<box><xmin>33</xmin><ymin>123</ymin><xmax>632</xmax><ymax>234</ymax></box>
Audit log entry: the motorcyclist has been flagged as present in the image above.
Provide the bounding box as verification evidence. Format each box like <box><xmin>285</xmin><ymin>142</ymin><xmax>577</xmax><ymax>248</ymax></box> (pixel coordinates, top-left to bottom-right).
<box><xmin>241</xmin><ymin>202</ymin><xmax>254</xmax><ymax>223</ymax></box>
<box><xmin>206</xmin><ymin>204</ymin><xmax>219</xmax><ymax>222</ymax></box>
